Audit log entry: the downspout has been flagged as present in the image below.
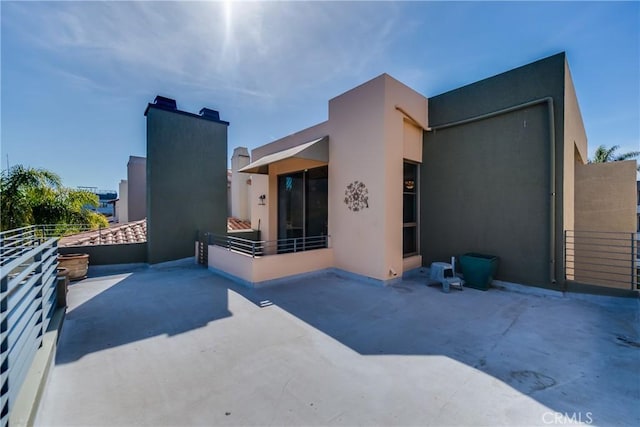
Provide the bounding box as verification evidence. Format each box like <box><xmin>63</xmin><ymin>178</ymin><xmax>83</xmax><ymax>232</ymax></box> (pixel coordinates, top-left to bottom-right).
<box><xmin>429</xmin><ymin>97</ymin><xmax>557</xmax><ymax>284</ymax></box>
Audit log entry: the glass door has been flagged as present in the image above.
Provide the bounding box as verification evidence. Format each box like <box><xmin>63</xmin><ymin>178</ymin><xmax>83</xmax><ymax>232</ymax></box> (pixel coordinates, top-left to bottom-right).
<box><xmin>277</xmin><ymin>166</ymin><xmax>328</xmax><ymax>253</ymax></box>
<box><xmin>278</xmin><ymin>172</ymin><xmax>304</xmax><ymax>252</ymax></box>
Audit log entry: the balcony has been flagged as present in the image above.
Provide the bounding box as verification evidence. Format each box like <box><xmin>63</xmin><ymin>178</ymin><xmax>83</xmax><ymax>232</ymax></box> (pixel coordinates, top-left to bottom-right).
<box><xmin>205</xmin><ymin>234</ymin><xmax>333</xmax><ymax>286</ymax></box>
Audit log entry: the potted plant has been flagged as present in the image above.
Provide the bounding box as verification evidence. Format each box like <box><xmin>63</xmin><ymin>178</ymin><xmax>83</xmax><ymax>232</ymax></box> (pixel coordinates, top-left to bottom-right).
<box><xmin>57</xmin><ymin>253</ymin><xmax>90</xmax><ymax>281</ymax></box>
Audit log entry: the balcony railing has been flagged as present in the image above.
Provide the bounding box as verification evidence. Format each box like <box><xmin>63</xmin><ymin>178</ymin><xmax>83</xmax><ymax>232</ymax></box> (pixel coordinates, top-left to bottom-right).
<box><xmin>1</xmin><ymin>226</ymin><xmax>61</xmax><ymax>426</ymax></box>
<box><xmin>564</xmin><ymin>230</ymin><xmax>638</xmax><ymax>290</ymax></box>
<box><xmin>208</xmin><ymin>234</ymin><xmax>330</xmax><ymax>258</ymax></box>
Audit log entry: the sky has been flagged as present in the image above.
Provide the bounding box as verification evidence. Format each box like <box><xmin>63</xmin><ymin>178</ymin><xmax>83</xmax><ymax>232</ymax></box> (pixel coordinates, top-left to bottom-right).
<box><xmin>1</xmin><ymin>1</ymin><xmax>639</xmax><ymax>191</ymax></box>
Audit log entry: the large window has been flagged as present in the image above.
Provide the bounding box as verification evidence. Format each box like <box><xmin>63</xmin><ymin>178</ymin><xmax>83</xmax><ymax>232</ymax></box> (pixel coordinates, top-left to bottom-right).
<box><xmin>277</xmin><ymin>166</ymin><xmax>328</xmax><ymax>253</ymax></box>
<box><xmin>403</xmin><ymin>161</ymin><xmax>419</xmax><ymax>256</ymax></box>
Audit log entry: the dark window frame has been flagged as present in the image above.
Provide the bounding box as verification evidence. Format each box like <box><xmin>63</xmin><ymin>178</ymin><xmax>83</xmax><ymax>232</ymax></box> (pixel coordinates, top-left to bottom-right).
<box><xmin>403</xmin><ymin>161</ymin><xmax>419</xmax><ymax>257</ymax></box>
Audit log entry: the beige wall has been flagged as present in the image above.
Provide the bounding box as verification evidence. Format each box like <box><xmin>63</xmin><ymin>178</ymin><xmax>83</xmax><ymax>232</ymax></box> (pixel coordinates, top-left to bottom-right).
<box><xmin>117</xmin><ymin>179</ymin><xmax>128</xmax><ymax>223</ymax></box>
<box><xmin>575</xmin><ymin>161</ymin><xmax>637</xmax><ymax>231</ymax></box>
<box><xmin>327</xmin><ymin>74</ymin><xmax>429</xmax><ymax>281</ymax></box>
<box><xmin>573</xmin><ymin>160</ymin><xmax>637</xmax><ymax>289</ymax></box>
<box><xmin>563</xmin><ymin>60</ymin><xmax>589</xmax><ymax>235</ymax></box>
<box><xmin>127</xmin><ymin>156</ymin><xmax>147</xmax><ymax>222</ymax></box>
<box><xmin>240</xmin><ymin>74</ymin><xmax>427</xmax><ymax>283</ymax></box>
<box><xmin>231</xmin><ymin>147</ymin><xmax>250</xmax><ymax>220</ymax></box>
<box><xmin>250</xmin><ymin>174</ymin><xmax>269</xmax><ymax>239</ymax></box>
<box><xmin>208</xmin><ymin>245</ymin><xmax>334</xmax><ymax>285</ymax></box>
<box><xmin>252</xmin><ymin>122</ymin><xmax>329</xmax><ymax>160</ymax></box>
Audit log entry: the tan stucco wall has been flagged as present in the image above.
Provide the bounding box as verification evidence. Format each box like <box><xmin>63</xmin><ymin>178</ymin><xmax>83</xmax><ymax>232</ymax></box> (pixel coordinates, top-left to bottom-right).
<box><xmin>117</xmin><ymin>179</ymin><xmax>128</xmax><ymax>223</ymax></box>
<box><xmin>208</xmin><ymin>245</ymin><xmax>333</xmax><ymax>284</ymax></box>
<box><xmin>250</xmin><ymin>174</ymin><xmax>269</xmax><ymax>239</ymax></box>
<box><xmin>231</xmin><ymin>147</ymin><xmax>250</xmax><ymax>221</ymax></box>
<box><xmin>575</xmin><ymin>161</ymin><xmax>637</xmax><ymax>231</ymax></box>
<box><xmin>563</xmin><ymin>60</ymin><xmax>588</xmax><ymax>235</ymax></box>
<box><xmin>403</xmin><ymin>121</ymin><xmax>422</xmax><ymax>163</ymax></box>
<box><xmin>327</xmin><ymin>75</ymin><xmax>388</xmax><ymax>280</ymax></box>
<box><xmin>326</xmin><ymin>74</ymin><xmax>428</xmax><ymax>282</ymax></box>
<box><xmin>251</xmin><ymin>121</ymin><xmax>329</xmax><ymax>161</ymax></box>
<box><xmin>381</xmin><ymin>76</ymin><xmax>428</xmax><ymax>280</ymax></box>
<box><xmin>573</xmin><ymin>160</ymin><xmax>637</xmax><ymax>289</ymax></box>
<box><xmin>242</xmin><ymin>74</ymin><xmax>427</xmax><ymax>283</ymax></box>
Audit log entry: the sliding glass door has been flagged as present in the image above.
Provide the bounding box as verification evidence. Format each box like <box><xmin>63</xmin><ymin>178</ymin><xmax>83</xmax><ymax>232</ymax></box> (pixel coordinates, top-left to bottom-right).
<box><xmin>277</xmin><ymin>166</ymin><xmax>328</xmax><ymax>253</ymax></box>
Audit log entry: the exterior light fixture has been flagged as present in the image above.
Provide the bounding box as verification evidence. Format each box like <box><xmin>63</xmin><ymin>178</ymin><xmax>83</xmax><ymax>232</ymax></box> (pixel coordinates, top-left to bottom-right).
<box><xmin>404</xmin><ymin>180</ymin><xmax>415</xmax><ymax>191</ymax></box>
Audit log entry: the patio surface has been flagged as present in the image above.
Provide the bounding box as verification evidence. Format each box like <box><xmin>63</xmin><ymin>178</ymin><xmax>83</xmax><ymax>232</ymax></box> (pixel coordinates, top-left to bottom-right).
<box><xmin>36</xmin><ymin>260</ymin><xmax>639</xmax><ymax>426</ymax></box>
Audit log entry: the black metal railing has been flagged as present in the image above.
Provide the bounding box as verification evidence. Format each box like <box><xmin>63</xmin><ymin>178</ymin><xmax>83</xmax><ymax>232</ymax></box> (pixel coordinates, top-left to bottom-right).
<box><xmin>207</xmin><ymin>234</ymin><xmax>330</xmax><ymax>258</ymax></box>
<box><xmin>564</xmin><ymin>230</ymin><xmax>638</xmax><ymax>290</ymax></box>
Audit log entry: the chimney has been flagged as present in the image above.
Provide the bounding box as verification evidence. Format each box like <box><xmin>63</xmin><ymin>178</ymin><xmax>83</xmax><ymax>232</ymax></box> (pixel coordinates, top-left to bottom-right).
<box><xmin>231</xmin><ymin>147</ymin><xmax>251</xmax><ymax>221</ymax></box>
<box><xmin>199</xmin><ymin>108</ymin><xmax>221</xmax><ymax>121</ymax></box>
<box><xmin>154</xmin><ymin>96</ymin><xmax>177</xmax><ymax>110</ymax></box>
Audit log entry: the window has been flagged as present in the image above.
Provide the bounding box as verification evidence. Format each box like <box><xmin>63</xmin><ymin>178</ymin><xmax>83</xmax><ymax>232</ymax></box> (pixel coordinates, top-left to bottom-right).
<box><xmin>403</xmin><ymin>161</ymin><xmax>419</xmax><ymax>256</ymax></box>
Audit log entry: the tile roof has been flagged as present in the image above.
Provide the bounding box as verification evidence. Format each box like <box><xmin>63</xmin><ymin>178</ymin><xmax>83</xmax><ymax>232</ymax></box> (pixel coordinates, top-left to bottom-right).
<box><xmin>227</xmin><ymin>217</ymin><xmax>252</xmax><ymax>231</ymax></box>
<box><xmin>59</xmin><ymin>217</ymin><xmax>252</xmax><ymax>246</ymax></box>
<box><xmin>59</xmin><ymin>219</ymin><xmax>147</xmax><ymax>247</ymax></box>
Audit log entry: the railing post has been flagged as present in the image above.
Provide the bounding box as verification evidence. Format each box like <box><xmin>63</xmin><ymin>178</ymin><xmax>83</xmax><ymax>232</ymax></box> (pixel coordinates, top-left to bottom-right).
<box><xmin>1</xmin><ymin>274</ymin><xmax>8</xmax><ymax>426</ymax></box>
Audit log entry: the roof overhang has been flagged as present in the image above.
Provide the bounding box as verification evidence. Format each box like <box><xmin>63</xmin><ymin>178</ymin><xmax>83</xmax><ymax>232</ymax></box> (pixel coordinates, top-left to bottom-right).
<box><xmin>239</xmin><ymin>136</ymin><xmax>329</xmax><ymax>174</ymax></box>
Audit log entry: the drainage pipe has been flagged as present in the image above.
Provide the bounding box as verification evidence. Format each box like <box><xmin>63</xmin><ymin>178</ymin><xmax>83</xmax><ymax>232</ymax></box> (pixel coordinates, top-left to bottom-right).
<box><xmin>428</xmin><ymin>97</ymin><xmax>557</xmax><ymax>284</ymax></box>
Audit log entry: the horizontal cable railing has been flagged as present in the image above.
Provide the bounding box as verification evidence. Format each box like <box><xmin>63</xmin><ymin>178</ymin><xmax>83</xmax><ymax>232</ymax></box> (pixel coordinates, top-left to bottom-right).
<box><xmin>0</xmin><ymin>225</ymin><xmax>93</xmax><ymax>267</ymax></box>
<box><xmin>564</xmin><ymin>230</ymin><xmax>638</xmax><ymax>290</ymax></box>
<box><xmin>207</xmin><ymin>234</ymin><xmax>330</xmax><ymax>258</ymax></box>
<box><xmin>1</xmin><ymin>227</ymin><xmax>60</xmax><ymax>427</ymax></box>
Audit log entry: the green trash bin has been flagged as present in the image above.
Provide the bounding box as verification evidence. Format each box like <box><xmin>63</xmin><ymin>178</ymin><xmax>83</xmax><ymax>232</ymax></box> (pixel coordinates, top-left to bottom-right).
<box><xmin>459</xmin><ymin>253</ymin><xmax>499</xmax><ymax>291</ymax></box>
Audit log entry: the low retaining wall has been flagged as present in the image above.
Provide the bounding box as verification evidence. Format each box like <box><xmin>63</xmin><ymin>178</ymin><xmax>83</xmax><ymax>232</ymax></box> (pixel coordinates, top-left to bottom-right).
<box><xmin>59</xmin><ymin>243</ymin><xmax>147</xmax><ymax>265</ymax></box>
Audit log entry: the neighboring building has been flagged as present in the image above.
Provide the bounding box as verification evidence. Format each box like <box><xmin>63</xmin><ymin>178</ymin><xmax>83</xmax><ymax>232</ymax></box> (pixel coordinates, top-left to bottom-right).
<box><xmin>78</xmin><ymin>187</ymin><xmax>117</xmax><ymax>217</ymax></box>
<box><xmin>144</xmin><ymin>96</ymin><xmax>229</xmax><ymax>264</ymax></box>
<box><xmin>637</xmin><ymin>181</ymin><xmax>640</xmax><ymax>232</ymax></box>
<box><xmin>116</xmin><ymin>179</ymin><xmax>128</xmax><ymax>223</ymax></box>
<box><xmin>127</xmin><ymin>156</ymin><xmax>147</xmax><ymax>222</ymax></box>
<box><xmin>231</xmin><ymin>147</ymin><xmax>251</xmax><ymax>221</ymax></box>
<box><xmin>209</xmin><ymin>52</ymin><xmax>636</xmax><ymax>290</ymax></box>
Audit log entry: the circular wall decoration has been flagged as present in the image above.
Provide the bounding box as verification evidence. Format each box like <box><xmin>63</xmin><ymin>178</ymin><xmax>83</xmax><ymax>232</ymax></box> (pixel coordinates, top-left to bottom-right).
<box><xmin>344</xmin><ymin>181</ymin><xmax>369</xmax><ymax>212</ymax></box>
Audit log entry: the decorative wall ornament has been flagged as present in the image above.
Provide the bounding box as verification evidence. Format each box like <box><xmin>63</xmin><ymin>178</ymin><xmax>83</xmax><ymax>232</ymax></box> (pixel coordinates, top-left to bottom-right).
<box><xmin>344</xmin><ymin>181</ymin><xmax>369</xmax><ymax>212</ymax></box>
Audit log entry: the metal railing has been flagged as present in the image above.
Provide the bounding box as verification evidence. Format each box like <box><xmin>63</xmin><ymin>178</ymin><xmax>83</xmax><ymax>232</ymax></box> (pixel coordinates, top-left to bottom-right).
<box><xmin>564</xmin><ymin>230</ymin><xmax>638</xmax><ymax>290</ymax></box>
<box><xmin>1</xmin><ymin>227</ymin><xmax>60</xmax><ymax>426</ymax></box>
<box><xmin>0</xmin><ymin>225</ymin><xmax>92</xmax><ymax>267</ymax></box>
<box><xmin>208</xmin><ymin>234</ymin><xmax>330</xmax><ymax>258</ymax></box>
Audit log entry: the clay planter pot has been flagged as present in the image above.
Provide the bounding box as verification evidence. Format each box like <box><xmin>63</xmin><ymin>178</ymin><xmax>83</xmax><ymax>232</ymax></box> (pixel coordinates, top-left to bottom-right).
<box><xmin>57</xmin><ymin>253</ymin><xmax>89</xmax><ymax>281</ymax></box>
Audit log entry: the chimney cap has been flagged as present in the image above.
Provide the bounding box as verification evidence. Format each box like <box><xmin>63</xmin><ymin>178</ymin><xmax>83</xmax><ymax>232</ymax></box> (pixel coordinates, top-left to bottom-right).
<box><xmin>154</xmin><ymin>96</ymin><xmax>177</xmax><ymax>110</ymax></box>
<box><xmin>199</xmin><ymin>108</ymin><xmax>220</xmax><ymax>121</ymax></box>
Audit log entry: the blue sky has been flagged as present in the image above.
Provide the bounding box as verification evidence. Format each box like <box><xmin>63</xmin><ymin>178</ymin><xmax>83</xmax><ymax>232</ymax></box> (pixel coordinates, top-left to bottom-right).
<box><xmin>2</xmin><ymin>1</ymin><xmax>639</xmax><ymax>190</ymax></box>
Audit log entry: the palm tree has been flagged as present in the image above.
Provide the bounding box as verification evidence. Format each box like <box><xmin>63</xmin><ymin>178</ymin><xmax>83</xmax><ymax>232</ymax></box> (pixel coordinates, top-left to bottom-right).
<box><xmin>0</xmin><ymin>165</ymin><xmax>108</xmax><ymax>231</ymax></box>
<box><xmin>590</xmin><ymin>145</ymin><xmax>640</xmax><ymax>168</ymax></box>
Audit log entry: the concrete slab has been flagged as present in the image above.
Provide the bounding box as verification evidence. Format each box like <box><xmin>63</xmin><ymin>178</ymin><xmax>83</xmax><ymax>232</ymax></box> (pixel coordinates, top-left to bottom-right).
<box><xmin>36</xmin><ymin>261</ymin><xmax>639</xmax><ymax>426</ymax></box>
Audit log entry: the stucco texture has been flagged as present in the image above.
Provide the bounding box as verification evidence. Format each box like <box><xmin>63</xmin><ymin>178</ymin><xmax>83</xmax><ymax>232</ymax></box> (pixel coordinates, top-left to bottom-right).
<box><xmin>422</xmin><ymin>53</ymin><xmax>572</xmax><ymax>287</ymax></box>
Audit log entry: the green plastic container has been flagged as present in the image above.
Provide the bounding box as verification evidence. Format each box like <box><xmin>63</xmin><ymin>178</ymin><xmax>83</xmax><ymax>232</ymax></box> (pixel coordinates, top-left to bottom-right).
<box><xmin>459</xmin><ymin>253</ymin><xmax>499</xmax><ymax>291</ymax></box>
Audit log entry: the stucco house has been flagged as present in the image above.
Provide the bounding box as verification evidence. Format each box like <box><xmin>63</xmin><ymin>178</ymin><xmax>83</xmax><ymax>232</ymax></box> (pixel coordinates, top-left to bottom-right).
<box><xmin>207</xmin><ymin>52</ymin><xmax>637</xmax><ymax>291</ymax></box>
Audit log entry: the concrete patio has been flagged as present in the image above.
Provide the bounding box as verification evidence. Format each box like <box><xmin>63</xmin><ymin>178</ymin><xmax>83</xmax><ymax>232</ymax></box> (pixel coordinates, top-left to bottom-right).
<box><xmin>36</xmin><ymin>260</ymin><xmax>639</xmax><ymax>426</ymax></box>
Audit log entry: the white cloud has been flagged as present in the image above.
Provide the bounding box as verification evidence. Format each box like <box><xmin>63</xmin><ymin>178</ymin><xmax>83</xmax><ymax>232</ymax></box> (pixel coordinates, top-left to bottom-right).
<box><xmin>4</xmin><ymin>1</ymin><xmax>406</xmax><ymax>108</ymax></box>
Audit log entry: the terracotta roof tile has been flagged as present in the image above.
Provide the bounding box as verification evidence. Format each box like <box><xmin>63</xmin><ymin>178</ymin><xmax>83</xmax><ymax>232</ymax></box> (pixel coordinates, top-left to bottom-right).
<box><xmin>227</xmin><ymin>217</ymin><xmax>252</xmax><ymax>231</ymax></box>
<box><xmin>59</xmin><ymin>219</ymin><xmax>147</xmax><ymax>247</ymax></box>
